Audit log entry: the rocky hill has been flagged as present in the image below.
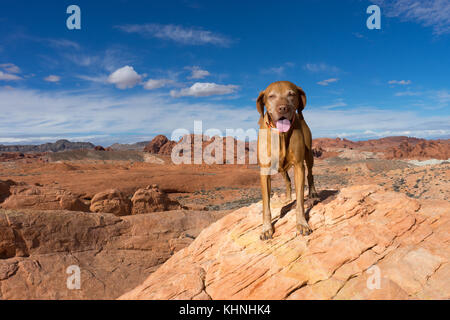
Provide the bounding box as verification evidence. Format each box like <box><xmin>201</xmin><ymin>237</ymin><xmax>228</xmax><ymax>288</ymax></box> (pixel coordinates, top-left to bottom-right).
<box><xmin>120</xmin><ymin>184</ymin><xmax>449</xmax><ymax>300</ymax></box>
<box><xmin>108</xmin><ymin>141</ymin><xmax>150</xmax><ymax>151</ymax></box>
<box><xmin>0</xmin><ymin>139</ymin><xmax>95</xmax><ymax>153</ymax></box>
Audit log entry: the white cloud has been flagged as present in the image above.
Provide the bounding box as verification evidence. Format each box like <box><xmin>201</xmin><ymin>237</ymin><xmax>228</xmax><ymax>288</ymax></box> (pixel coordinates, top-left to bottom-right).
<box><xmin>186</xmin><ymin>66</ymin><xmax>210</xmax><ymax>79</ymax></box>
<box><xmin>107</xmin><ymin>66</ymin><xmax>142</xmax><ymax>89</ymax></box>
<box><xmin>116</xmin><ymin>23</ymin><xmax>232</xmax><ymax>46</ymax></box>
<box><xmin>304</xmin><ymin>107</ymin><xmax>450</xmax><ymax>139</ymax></box>
<box><xmin>436</xmin><ymin>90</ymin><xmax>450</xmax><ymax>104</ymax></box>
<box><xmin>0</xmin><ymin>63</ymin><xmax>21</xmax><ymax>74</ymax></box>
<box><xmin>0</xmin><ymin>87</ymin><xmax>448</xmax><ymax>145</ymax></box>
<box><xmin>0</xmin><ymin>71</ymin><xmax>22</xmax><ymax>81</ymax></box>
<box><xmin>76</xmin><ymin>74</ymin><xmax>108</xmax><ymax>83</ymax></box>
<box><xmin>374</xmin><ymin>0</ymin><xmax>450</xmax><ymax>35</ymax></box>
<box><xmin>44</xmin><ymin>75</ymin><xmax>61</xmax><ymax>82</ymax></box>
<box><xmin>317</xmin><ymin>78</ymin><xmax>339</xmax><ymax>86</ymax></box>
<box><xmin>143</xmin><ymin>78</ymin><xmax>175</xmax><ymax>90</ymax></box>
<box><xmin>46</xmin><ymin>39</ymin><xmax>80</xmax><ymax>50</ymax></box>
<box><xmin>304</xmin><ymin>63</ymin><xmax>340</xmax><ymax>73</ymax></box>
<box><xmin>170</xmin><ymin>82</ymin><xmax>239</xmax><ymax>97</ymax></box>
<box><xmin>395</xmin><ymin>90</ymin><xmax>422</xmax><ymax>96</ymax></box>
<box><xmin>315</xmin><ymin>101</ymin><xmax>347</xmax><ymax>109</ymax></box>
<box><xmin>388</xmin><ymin>80</ymin><xmax>412</xmax><ymax>85</ymax></box>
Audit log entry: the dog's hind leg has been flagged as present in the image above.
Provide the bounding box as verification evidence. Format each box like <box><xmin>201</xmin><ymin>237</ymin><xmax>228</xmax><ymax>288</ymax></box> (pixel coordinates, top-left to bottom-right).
<box><xmin>305</xmin><ymin>147</ymin><xmax>319</xmax><ymax>199</ymax></box>
<box><xmin>280</xmin><ymin>171</ymin><xmax>292</xmax><ymax>203</ymax></box>
<box><xmin>294</xmin><ymin>162</ymin><xmax>312</xmax><ymax>236</ymax></box>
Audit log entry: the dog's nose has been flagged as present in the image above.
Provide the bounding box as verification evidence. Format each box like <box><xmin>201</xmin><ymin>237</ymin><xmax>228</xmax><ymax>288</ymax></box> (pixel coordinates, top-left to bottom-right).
<box><xmin>278</xmin><ymin>105</ymin><xmax>288</xmax><ymax>114</ymax></box>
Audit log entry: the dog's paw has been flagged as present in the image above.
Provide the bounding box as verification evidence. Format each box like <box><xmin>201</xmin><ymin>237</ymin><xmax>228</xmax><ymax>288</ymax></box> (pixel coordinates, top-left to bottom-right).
<box><xmin>296</xmin><ymin>223</ymin><xmax>312</xmax><ymax>236</ymax></box>
<box><xmin>260</xmin><ymin>224</ymin><xmax>274</xmax><ymax>240</ymax></box>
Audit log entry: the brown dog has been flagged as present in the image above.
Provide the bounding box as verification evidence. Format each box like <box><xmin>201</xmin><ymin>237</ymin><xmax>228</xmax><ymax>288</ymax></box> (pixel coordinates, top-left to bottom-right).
<box><xmin>257</xmin><ymin>81</ymin><xmax>318</xmax><ymax>240</ymax></box>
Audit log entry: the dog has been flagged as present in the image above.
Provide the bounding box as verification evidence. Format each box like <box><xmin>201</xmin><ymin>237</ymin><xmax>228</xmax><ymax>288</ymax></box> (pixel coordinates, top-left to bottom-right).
<box><xmin>256</xmin><ymin>81</ymin><xmax>318</xmax><ymax>240</ymax></box>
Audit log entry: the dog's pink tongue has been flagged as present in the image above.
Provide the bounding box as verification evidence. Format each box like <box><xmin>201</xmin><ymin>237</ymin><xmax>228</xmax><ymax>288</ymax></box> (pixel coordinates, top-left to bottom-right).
<box><xmin>276</xmin><ymin>119</ymin><xmax>291</xmax><ymax>132</ymax></box>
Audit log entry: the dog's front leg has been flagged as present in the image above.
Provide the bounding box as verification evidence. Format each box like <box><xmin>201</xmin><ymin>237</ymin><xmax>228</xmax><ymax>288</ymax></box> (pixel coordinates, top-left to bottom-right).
<box><xmin>294</xmin><ymin>163</ymin><xmax>312</xmax><ymax>236</ymax></box>
<box><xmin>260</xmin><ymin>174</ymin><xmax>274</xmax><ymax>240</ymax></box>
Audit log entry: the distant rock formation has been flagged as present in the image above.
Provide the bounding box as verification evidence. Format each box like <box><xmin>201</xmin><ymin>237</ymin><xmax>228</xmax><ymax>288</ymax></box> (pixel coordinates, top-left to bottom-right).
<box><xmin>120</xmin><ymin>184</ymin><xmax>450</xmax><ymax>300</ymax></box>
<box><xmin>108</xmin><ymin>141</ymin><xmax>150</xmax><ymax>151</ymax></box>
<box><xmin>313</xmin><ymin>136</ymin><xmax>450</xmax><ymax>160</ymax></box>
<box><xmin>144</xmin><ymin>135</ymin><xmax>177</xmax><ymax>156</ymax></box>
<box><xmin>0</xmin><ymin>139</ymin><xmax>95</xmax><ymax>153</ymax></box>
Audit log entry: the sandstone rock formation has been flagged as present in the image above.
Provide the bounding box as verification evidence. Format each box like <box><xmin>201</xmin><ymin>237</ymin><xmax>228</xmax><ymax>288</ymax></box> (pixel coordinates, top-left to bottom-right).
<box><xmin>120</xmin><ymin>185</ymin><xmax>449</xmax><ymax>300</ymax></box>
<box><xmin>90</xmin><ymin>189</ymin><xmax>132</xmax><ymax>216</ymax></box>
<box><xmin>313</xmin><ymin>136</ymin><xmax>450</xmax><ymax>160</ymax></box>
<box><xmin>131</xmin><ymin>185</ymin><xmax>181</xmax><ymax>214</ymax></box>
<box><xmin>1</xmin><ymin>185</ymin><xmax>88</xmax><ymax>212</ymax></box>
<box><xmin>0</xmin><ymin>208</ymin><xmax>226</xmax><ymax>299</ymax></box>
<box><xmin>144</xmin><ymin>135</ymin><xmax>177</xmax><ymax>156</ymax></box>
<box><xmin>94</xmin><ymin>146</ymin><xmax>106</xmax><ymax>151</ymax></box>
<box><xmin>385</xmin><ymin>140</ymin><xmax>450</xmax><ymax>160</ymax></box>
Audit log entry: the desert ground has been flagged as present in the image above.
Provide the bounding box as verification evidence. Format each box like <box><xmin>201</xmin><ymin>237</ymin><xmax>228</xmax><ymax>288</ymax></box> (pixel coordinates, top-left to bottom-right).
<box><xmin>0</xmin><ymin>135</ymin><xmax>449</xmax><ymax>299</ymax></box>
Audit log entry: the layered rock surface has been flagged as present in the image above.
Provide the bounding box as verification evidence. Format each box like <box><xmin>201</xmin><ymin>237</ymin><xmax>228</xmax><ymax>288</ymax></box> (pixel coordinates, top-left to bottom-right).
<box><xmin>120</xmin><ymin>185</ymin><xmax>449</xmax><ymax>300</ymax></box>
<box><xmin>1</xmin><ymin>184</ymin><xmax>89</xmax><ymax>212</ymax></box>
<box><xmin>0</xmin><ymin>208</ymin><xmax>226</xmax><ymax>299</ymax></box>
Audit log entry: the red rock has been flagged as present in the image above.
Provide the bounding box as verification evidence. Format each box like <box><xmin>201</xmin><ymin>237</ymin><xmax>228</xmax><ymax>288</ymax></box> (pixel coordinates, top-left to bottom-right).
<box><xmin>89</xmin><ymin>189</ymin><xmax>131</xmax><ymax>216</ymax></box>
<box><xmin>144</xmin><ymin>135</ymin><xmax>170</xmax><ymax>154</ymax></box>
<box><xmin>0</xmin><ymin>180</ymin><xmax>15</xmax><ymax>203</ymax></box>
<box><xmin>131</xmin><ymin>185</ymin><xmax>181</xmax><ymax>214</ymax></box>
<box><xmin>0</xmin><ymin>185</ymin><xmax>88</xmax><ymax>212</ymax></box>
<box><xmin>94</xmin><ymin>146</ymin><xmax>106</xmax><ymax>151</ymax></box>
<box><xmin>0</xmin><ymin>208</ymin><xmax>226</xmax><ymax>299</ymax></box>
<box><xmin>120</xmin><ymin>185</ymin><xmax>450</xmax><ymax>300</ymax></box>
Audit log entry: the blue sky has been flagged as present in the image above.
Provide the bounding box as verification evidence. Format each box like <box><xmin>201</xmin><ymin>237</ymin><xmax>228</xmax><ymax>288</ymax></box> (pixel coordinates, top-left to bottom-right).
<box><xmin>0</xmin><ymin>0</ymin><xmax>449</xmax><ymax>145</ymax></box>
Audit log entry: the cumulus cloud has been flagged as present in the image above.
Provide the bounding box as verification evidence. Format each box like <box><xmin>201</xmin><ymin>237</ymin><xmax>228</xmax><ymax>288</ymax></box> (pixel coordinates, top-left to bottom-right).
<box><xmin>143</xmin><ymin>78</ymin><xmax>175</xmax><ymax>90</ymax></box>
<box><xmin>44</xmin><ymin>75</ymin><xmax>61</xmax><ymax>82</ymax></box>
<box><xmin>374</xmin><ymin>0</ymin><xmax>450</xmax><ymax>35</ymax></box>
<box><xmin>170</xmin><ymin>82</ymin><xmax>239</xmax><ymax>97</ymax></box>
<box><xmin>388</xmin><ymin>80</ymin><xmax>412</xmax><ymax>85</ymax></box>
<box><xmin>186</xmin><ymin>66</ymin><xmax>210</xmax><ymax>79</ymax></box>
<box><xmin>107</xmin><ymin>66</ymin><xmax>142</xmax><ymax>89</ymax></box>
<box><xmin>317</xmin><ymin>78</ymin><xmax>339</xmax><ymax>86</ymax></box>
<box><xmin>116</xmin><ymin>23</ymin><xmax>232</xmax><ymax>46</ymax></box>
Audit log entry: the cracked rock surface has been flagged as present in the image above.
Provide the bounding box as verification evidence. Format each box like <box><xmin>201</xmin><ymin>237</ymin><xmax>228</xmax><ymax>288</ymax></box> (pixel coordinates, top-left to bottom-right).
<box><xmin>0</xmin><ymin>209</ymin><xmax>225</xmax><ymax>299</ymax></box>
<box><xmin>119</xmin><ymin>184</ymin><xmax>449</xmax><ymax>300</ymax></box>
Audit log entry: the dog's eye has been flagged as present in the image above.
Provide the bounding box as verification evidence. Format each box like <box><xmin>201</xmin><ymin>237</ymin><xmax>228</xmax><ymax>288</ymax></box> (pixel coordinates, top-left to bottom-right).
<box><xmin>287</xmin><ymin>91</ymin><xmax>294</xmax><ymax>96</ymax></box>
<box><xmin>268</xmin><ymin>94</ymin><xmax>275</xmax><ymax>99</ymax></box>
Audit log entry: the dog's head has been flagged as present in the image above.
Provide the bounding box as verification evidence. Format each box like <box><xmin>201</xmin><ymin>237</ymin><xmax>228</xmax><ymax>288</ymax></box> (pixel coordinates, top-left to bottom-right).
<box><xmin>256</xmin><ymin>81</ymin><xmax>306</xmax><ymax>132</ymax></box>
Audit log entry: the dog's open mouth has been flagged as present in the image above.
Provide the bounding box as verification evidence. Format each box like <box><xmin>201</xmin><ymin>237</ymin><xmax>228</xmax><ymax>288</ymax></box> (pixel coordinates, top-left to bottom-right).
<box><xmin>276</xmin><ymin>117</ymin><xmax>291</xmax><ymax>132</ymax></box>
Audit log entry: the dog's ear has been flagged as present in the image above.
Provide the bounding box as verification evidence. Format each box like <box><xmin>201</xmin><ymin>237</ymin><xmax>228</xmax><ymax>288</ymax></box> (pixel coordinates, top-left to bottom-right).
<box><xmin>296</xmin><ymin>86</ymin><xmax>307</xmax><ymax>113</ymax></box>
<box><xmin>256</xmin><ymin>90</ymin><xmax>265</xmax><ymax>117</ymax></box>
